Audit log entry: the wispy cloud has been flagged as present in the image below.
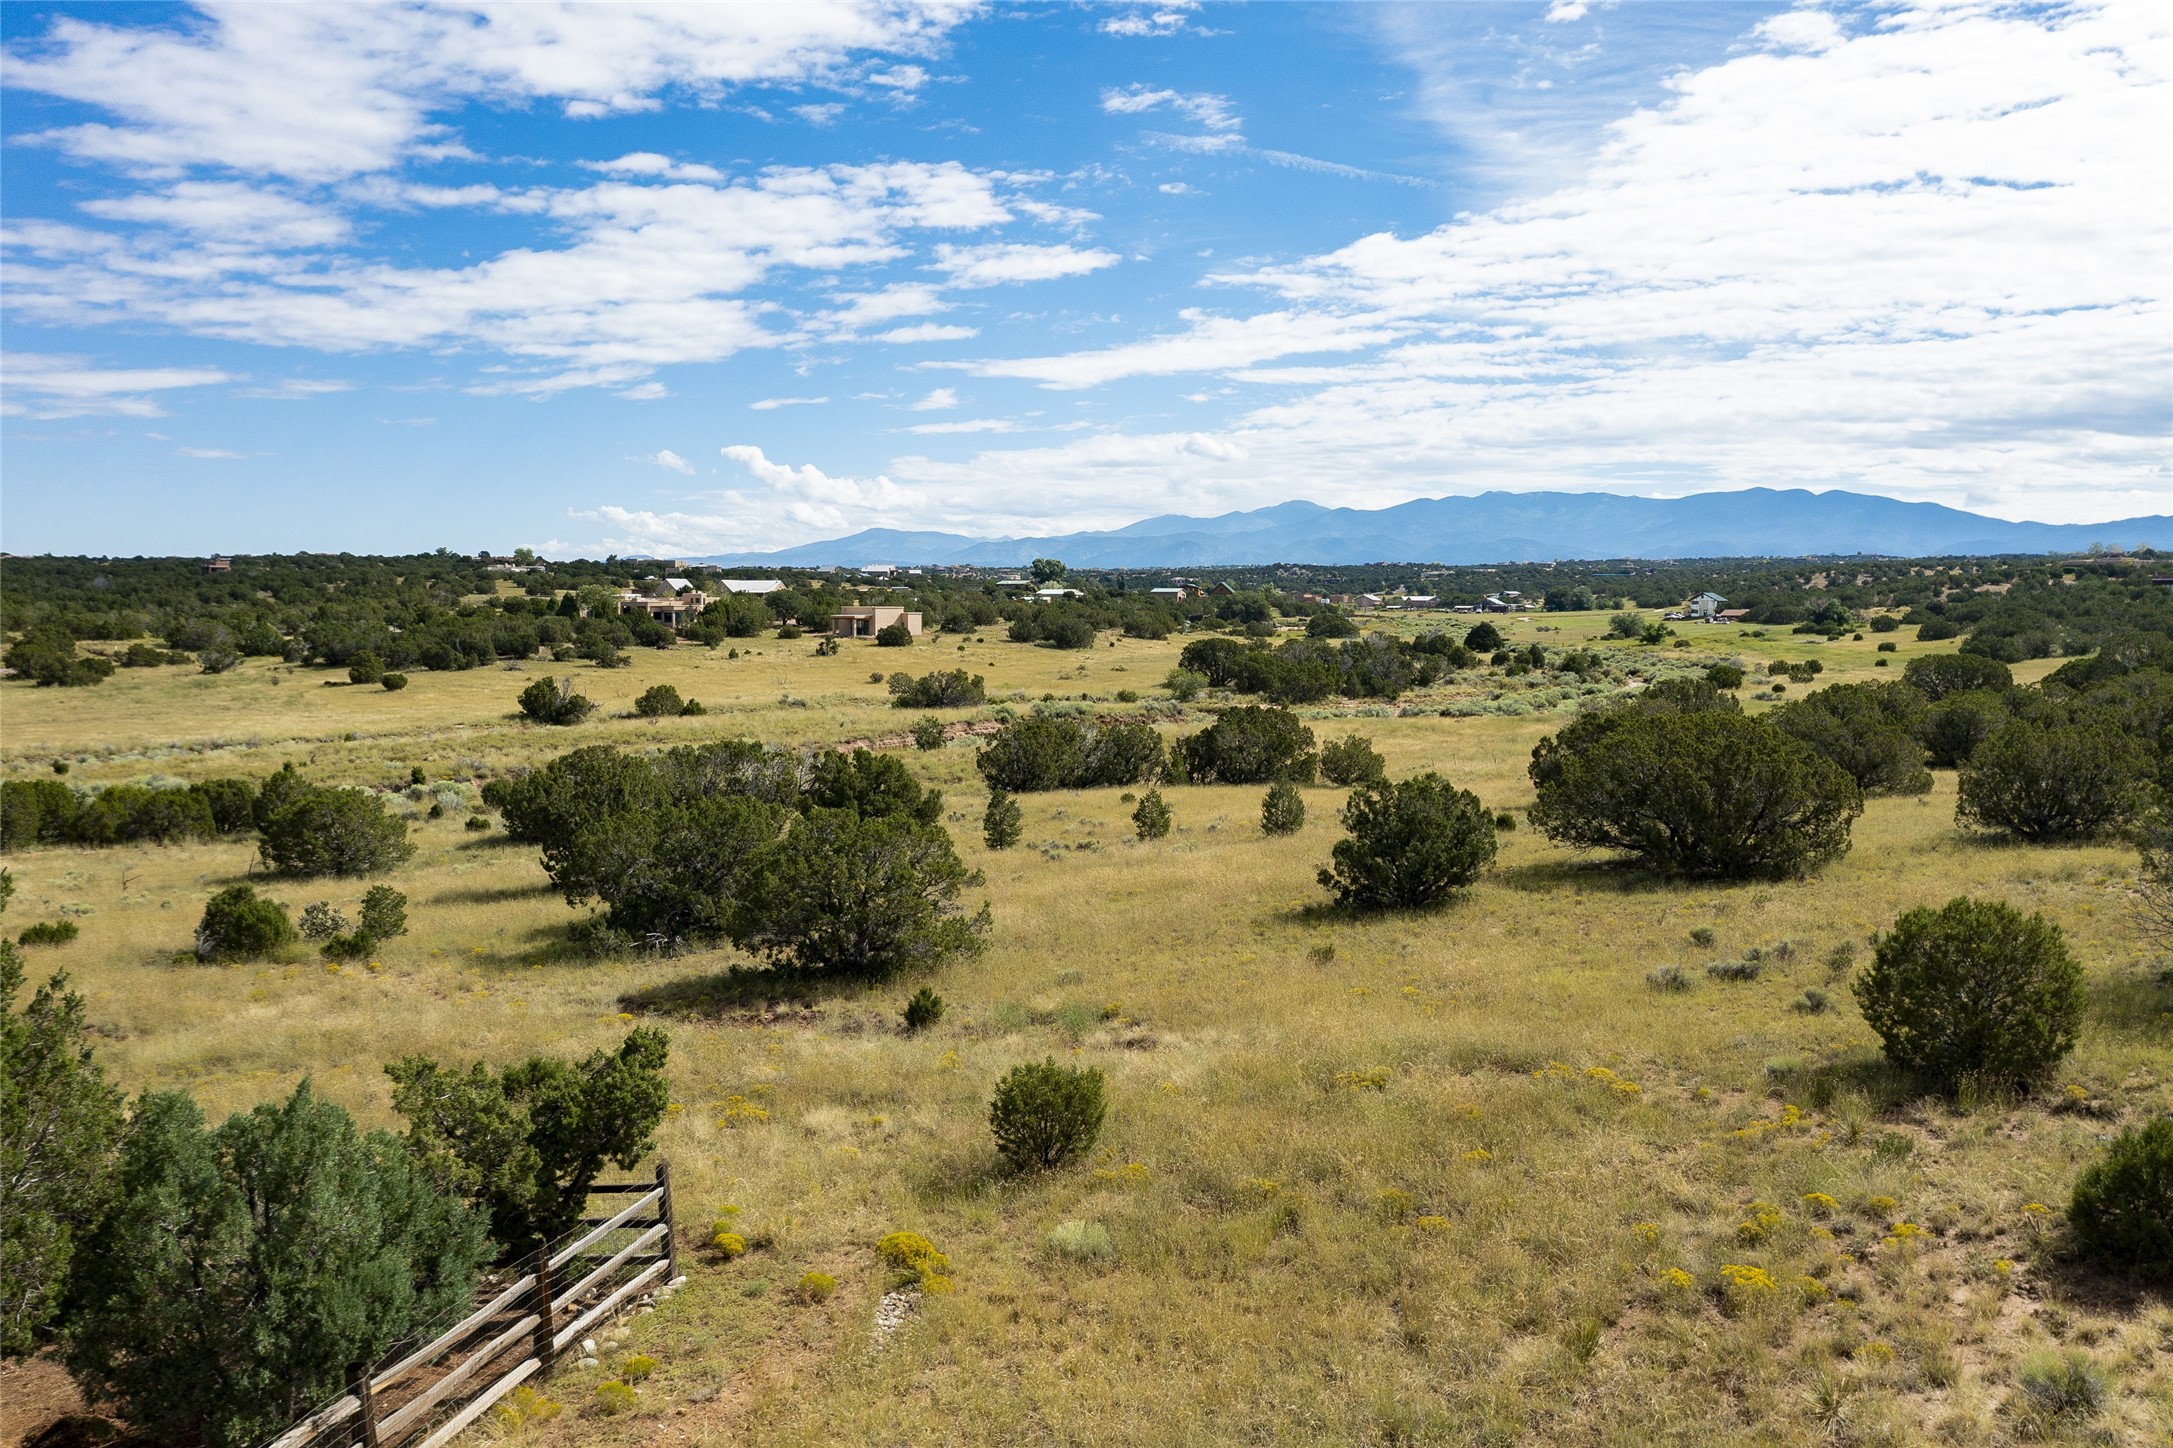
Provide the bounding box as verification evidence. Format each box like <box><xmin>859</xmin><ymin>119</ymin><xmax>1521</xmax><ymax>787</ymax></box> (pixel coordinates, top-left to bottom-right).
<box><xmin>1</xmin><ymin>351</ymin><xmax>231</xmax><ymax>419</ymax></box>
<box><xmin>750</xmin><ymin>395</ymin><xmax>830</xmax><ymax>410</ymax></box>
<box><xmin>909</xmin><ymin>387</ymin><xmax>959</xmax><ymax>410</ymax></box>
<box><xmin>641</xmin><ymin>449</ymin><xmax>696</xmax><ymax>474</ymax></box>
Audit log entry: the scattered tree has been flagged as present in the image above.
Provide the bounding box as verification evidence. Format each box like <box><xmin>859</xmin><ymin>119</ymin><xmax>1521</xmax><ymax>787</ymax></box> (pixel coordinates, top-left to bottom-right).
<box><xmin>1903</xmin><ymin>652</ymin><xmax>2012</xmax><ymax>701</ymax></box>
<box><xmin>347</xmin><ymin>651</ymin><xmax>385</xmax><ymax>685</ymax></box>
<box><xmin>911</xmin><ymin>716</ymin><xmax>947</xmax><ymax>750</ymax></box>
<box><xmin>64</xmin><ymin>1083</ymin><xmax>489</xmax><ymax>1448</ymax></box>
<box><xmin>1462</xmin><ymin>621</ymin><xmax>1504</xmax><ymax>654</ymax></box>
<box><xmin>983</xmin><ymin>787</ymin><xmax>1023</xmax><ymax>850</ymax></box>
<box><xmin>1956</xmin><ymin>719</ymin><xmax>2146</xmax><ymax>840</ymax></box>
<box><xmin>387</xmin><ymin>1028</ymin><xmax>670</xmax><ymax>1259</ymax></box>
<box><xmin>518</xmin><ymin>675</ymin><xmax>594</xmax><ymax>725</ymax></box>
<box><xmin>1529</xmin><ymin>710</ymin><xmax>1860</xmax><ymax>879</ymax></box>
<box><xmin>1851</xmin><ymin>896</ymin><xmax>2083</xmax><ymax>1093</ymax></box>
<box><xmin>1261</xmin><ymin>780</ymin><xmax>1306</xmax><ymax>836</ymax></box>
<box><xmin>1318</xmin><ymin>773</ymin><xmax>1497</xmax><ymax>910</ymax></box>
<box><xmin>634</xmin><ymin>683</ymin><xmax>684</xmax><ymax>718</ymax></box>
<box><xmin>889</xmin><ymin>669</ymin><xmax>987</xmax><ymax>708</ymax></box>
<box><xmin>256</xmin><ymin>771</ymin><xmax>414</xmax><ymax>877</ymax></box>
<box><xmin>1318</xmin><ymin>735</ymin><xmax>1386</xmax><ymax>787</ymax></box>
<box><xmin>1132</xmin><ymin>788</ymin><xmax>1172</xmax><ymax>841</ymax></box>
<box><xmin>1178</xmin><ymin>705</ymin><xmax>1317</xmax><ymax>784</ymax></box>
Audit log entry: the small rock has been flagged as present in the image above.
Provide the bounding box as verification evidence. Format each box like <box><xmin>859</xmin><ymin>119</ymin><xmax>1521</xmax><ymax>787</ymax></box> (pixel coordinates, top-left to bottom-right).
<box><xmin>577</xmin><ymin>1356</ymin><xmax>599</xmax><ymax>1369</ymax></box>
<box><xmin>580</xmin><ymin>1338</ymin><xmax>597</xmax><ymax>1356</ymax></box>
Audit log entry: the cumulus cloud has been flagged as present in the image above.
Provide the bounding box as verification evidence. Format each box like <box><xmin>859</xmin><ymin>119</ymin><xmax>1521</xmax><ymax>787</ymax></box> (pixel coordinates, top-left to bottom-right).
<box><xmin>909</xmin><ymin>387</ymin><xmax>959</xmax><ymax>410</ymax></box>
<box><xmin>643</xmin><ymin>448</ymin><xmax>696</xmax><ymax>473</ymax></box>
<box><xmin>3</xmin><ymin>2</ymin><xmax>978</xmax><ymax>182</ymax></box>
<box><xmin>575</xmin><ymin>442</ymin><xmax>926</xmax><ymax>550</ymax></box>
<box><xmin>1</xmin><ymin>351</ymin><xmax>232</xmax><ymax>418</ymax></box>
<box><xmin>579</xmin><ymin>152</ymin><xmax>724</xmax><ymax>182</ymax></box>
<box><xmin>936</xmin><ymin>1</ymin><xmax>2170</xmax><ymax>523</ymax></box>
<box><xmin>1100</xmin><ymin>3</ymin><xmax>1201</xmax><ymax>39</ymax></box>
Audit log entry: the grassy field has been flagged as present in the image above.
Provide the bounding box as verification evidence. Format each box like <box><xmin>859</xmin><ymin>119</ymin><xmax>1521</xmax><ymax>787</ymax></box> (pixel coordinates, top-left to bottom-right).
<box><xmin>4</xmin><ymin>610</ymin><xmax>2166</xmax><ymax>1446</ymax></box>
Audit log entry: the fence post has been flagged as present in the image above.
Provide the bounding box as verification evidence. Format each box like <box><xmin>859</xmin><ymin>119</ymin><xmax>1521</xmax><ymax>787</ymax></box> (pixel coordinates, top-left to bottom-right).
<box><xmin>347</xmin><ymin>1360</ymin><xmax>381</xmax><ymax>1448</ymax></box>
<box><xmin>532</xmin><ymin>1243</ymin><xmax>557</xmax><ymax>1372</ymax></box>
<box><xmin>655</xmin><ymin>1159</ymin><xmax>678</xmax><ymax>1282</ymax></box>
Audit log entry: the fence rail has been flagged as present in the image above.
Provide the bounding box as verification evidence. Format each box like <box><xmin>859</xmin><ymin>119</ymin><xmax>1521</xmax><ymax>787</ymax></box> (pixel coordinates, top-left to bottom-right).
<box><xmin>262</xmin><ymin>1161</ymin><xmax>678</xmax><ymax>1448</ymax></box>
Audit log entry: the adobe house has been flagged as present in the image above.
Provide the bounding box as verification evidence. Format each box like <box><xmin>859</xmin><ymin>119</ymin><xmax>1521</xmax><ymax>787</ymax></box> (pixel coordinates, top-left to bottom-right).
<box><xmin>622</xmin><ymin>577</ymin><xmax>709</xmax><ymax>627</ymax></box>
<box><xmin>831</xmin><ymin>605</ymin><xmax>924</xmax><ymax>639</ymax></box>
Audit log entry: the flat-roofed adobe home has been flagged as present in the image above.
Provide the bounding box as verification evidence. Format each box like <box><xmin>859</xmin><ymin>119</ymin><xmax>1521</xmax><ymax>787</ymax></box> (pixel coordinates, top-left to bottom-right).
<box><xmin>622</xmin><ymin>577</ymin><xmax>709</xmax><ymax>627</ymax></box>
<box><xmin>831</xmin><ymin>605</ymin><xmax>924</xmax><ymax>638</ymax></box>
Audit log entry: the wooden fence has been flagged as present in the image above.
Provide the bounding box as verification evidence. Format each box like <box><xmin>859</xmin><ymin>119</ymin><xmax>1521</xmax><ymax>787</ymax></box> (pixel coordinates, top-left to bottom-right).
<box><xmin>263</xmin><ymin>1162</ymin><xmax>679</xmax><ymax>1448</ymax></box>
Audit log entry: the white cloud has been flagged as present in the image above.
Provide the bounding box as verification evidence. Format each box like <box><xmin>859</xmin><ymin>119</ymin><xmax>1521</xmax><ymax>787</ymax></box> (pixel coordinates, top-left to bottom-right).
<box><xmin>1543</xmin><ymin>0</ymin><xmax>1591</xmax><ymax>22</ymax></box>
<box><xmin>872</xmin><ymin>323</ymin><xmax>979</xmax><ymax>343</ymax></box>
<box><xmin>79</xmin><ymin>180</ymin><xmax>353</xmax><ymax>247</ymax></box>
<box><xmin>1158</xmin><ymin>181</ymin><xmax>1195</xmax><ymax>195</ymax></box>
<box><xmin>241</xmin><ymin>377</ymin><xmax>354</xmax><ymax>399</ymax></box>
<box><xmin>1099</xmin><ymin>3</ymin><xmax>1201</xmax><ymax>39</ymax></box>
<box><xmin>928</xmin><ymin>1</ymin><xmax>2172</xmax><ymax>524</ymax></box>
<box><xmin>643</xmin><ymin>448</ymin><xmax>695</xmax><ymax>473</ymax></box>
<box><xmin>0</xmin><ymin>351</ymin><xmax>232</xmax><ymax>418</ymax></box>
<box><xmin>909</xmin><ymin>387</ymin><xmax>959</xmax><ymax>410</ymax></box>
<box><xmin>579</xmin><ymin>152</ymin><xmax>724</xmax><ymax>183</ymax></box>
<box><xmin>931</xmin><ymin>241</ymin><xmax>1120</xmax><ymax>286</ymax></box>
<box><xmin>176</xmin><ymin>445</ymin><xmax>245</xmax><ymax>458</ymax></box>
<box><xmin>1099</xmin><ymin>84</ymin><xmax>1239</xmax><ymax>131</ymax></box>
<box><xmin>6</xmin><ymin>160</ymin><xmax>1017</xmax><ymax>393</ymax></box>
<box><xmin>794</xmin><ymin>103</ymin><xmax>847</xmax><ymax>126</ymax></box>
<box><xmin>750</xmin><ymin>395</ymin><xmax>831</xmax><ymax>410</ymax></box>
<box><xmin>906</xmin><ymin>417</ymin><xmax>1018</xmax><ymax>433</ymax></box>
<box><xmin>4</xmin><ymin>2</ymin><xmax>979</xmax><ymax>182</ymax></box>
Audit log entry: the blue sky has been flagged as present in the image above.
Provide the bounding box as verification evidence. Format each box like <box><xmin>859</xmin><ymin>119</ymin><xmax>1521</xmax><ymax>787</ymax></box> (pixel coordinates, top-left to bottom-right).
<box><xmin>2</xmin><ymin>1</ymin><xmax>2166</xmax><ymax>558</ymax></box>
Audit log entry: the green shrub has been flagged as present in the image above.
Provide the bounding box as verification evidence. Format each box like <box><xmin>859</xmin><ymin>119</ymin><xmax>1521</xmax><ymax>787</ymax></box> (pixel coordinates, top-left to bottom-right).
<box><xmin>890</xmin><ymin>669</ymin><xmax>986</xmax><ymax>709</ymax></box>
<box><xmin>1179</xmin><ymin>705</ymin><xmax>1317</xmax><ymax>784</ymax></box>
<box><xmin>380</xmin><ymin>672</ymin><xmax>409</xmax><ymax>691</ymax></box>
<box><xmin>348</xmin><ymin>651</ymin><xmax>385</xmax><ymax>685</ymax></box>
<box><xmin>359</xmin><ymin>884</ymin><xmax>408</xmax><ymax>941</ymax></box>
<box><xmin>387</xmin><ymin>1027</ymin><xmax>671</xmax><ymax>1259</ymax></box>
<box><xmin>1706</xmin><ymin>959</ymin><xmax>1762</xmax><ymax>982</ymax></box>
<box><xmin>1529</xmin><ymin>710</ymin><xmax>1860</xmax><ymax>879</ymax></box>
<box><xmin>734</xmin><ymin>810</ymin><xmax>988</xmax><ymax>981</ymax></box>
<box><xmin>1706</xmin><ymin>663</ymin><xmax>1745</xmax><ymax>690</ymax></box>
<box><xmin>620</xmin><ymin>1353</ymin><xmax>657</xmax><ymax>1383</ymax></box>
<box><xmin>989</xmin><ymin>1058</ymin><xmax>1106</xmax><ymax>1170</ymax></box>
<box><xmin>255</xmin><ymin>769</ymin><xmax>413</xmax><ymax>877</ymax></box>
<box><xmin>1045</xmin><ymin>1219</ymin><xmax>1115</xmax><ymax>1263</ymax></box>
<box><xmin>194</xmin><ymin>885</ymin><xmax>296</xmax><ymax>961</ymax></box>
<box><xmin>1956</xmin><ymin>719</ymin><xmax>2145</xmax><ymax>840</ymax></box>
<box><xmin>634</xmin><ymin>683</ymin><xmax>684</xmax><ymax>718</ymax></box>
<box><xmin>2</xmin><ymin>930</ymin><xmax>125</xmax><ymax>1356</ymax></box>
<box><xmin>16</xmin><ymin>920</ymin><xmax>78</xmax><ymax>947</ymax></box>
<box><xmin>911</xmin><ymin>717</ymin><xmax>948</xmax><ymax>751</ymax></box>
<box><xmin>1771</xmin><ymin>684</ymin><xmax>1931</xmax><ymax>796</ymax></box>
<box><xmin>3</xmin><ymin>627</ymin><xmax>113</xmax><ymax>687</ymax></box>
<box><xmin>1917</xmin><ymin>689</ymin><xmax>2006</xmax><ymax>767</ymax></box>
<box><xmin>1132</xmin><ymin>788</ymin><xmax>1171</xmax><ymax>841</ymax></box>
<box><xmin>801</xmin><ymin>749</ymin><xmax>943</xmax><ymax>825</ymax></box>
<box><xmin>1260</xmin><ymin>781</ymin><xmax>1306</xmax><ymax>836</ymax></box>
<box><xmin>903</xmin><ymin>986</ymin><xmax>945</xmax><ymax>1033</ymax></box>
<box><xmin>62</xmin><ymin>1083</ymin><xmax>488</xmax><ymax>1448</ymax></box>
<box><xmin>1463</xmin><ymin>621</ymin><xmax>1503</xmax><ymax>653</ymax></box>
<box><xmin>1903</xmin><ymin>651</ymin><xmax>2010</xmax><ymax>699</ymax></box>
<box><xmin>975</xmin><ymin>716</ymin><xmax>1163</xmax><ymax>792</ymax></box>
<box><xmin>518</xmin><ymin>675</ymin><xmax>594</xmax><ymax>725</ymax></box>
<box><xmin>593</xmin><ymin>1380</ymin><xmax>637</xmax><ymax>1414</ymax></box>
<box><xmin>197</xmin><ymin>647</ymin><xmax>241</xmax><ymax>675</ymax></box>
<box><xmin>983</xmin><ymin>787</ymin><xmax>1022</xmax><ymax>850</ymax></box>
<box><xmin>1163</xmin><ymin>667</ymin><xmax>1207</xmax><ymax>702</ymax></box>
<box><xmin>1851</xmin><ymin>897</ymin><xmax>2082</xmax><ymax>1093</ymax></box>
<box><xmin>465</xmin><ymin>813</ymin><xmax>490</xmax><ymax>831</ymax></box>
<box><xmin>1318</xmin><ymin>735</ymin><xmax>1385</xmax><ymax>787</ymax></box>
<box><xmin>1645</xmin><ymin>965</ymin><xmax>1693</xmax><ymax>993</ymax></box>
<box><xmin>875</xmin><ymin>621</ymin><xmax>913</xmax><ymax>647</ymax></box>
<box><xmin>1492</xmin><ymin>811</ymin><xmax>1516</xmax><ymax>831</ymax></box>
<box><xmin>1318</xmin><ymin>773</ymin><xmax>1496</xmax><ymax>910</ymax></box>
<box><xmin>2067</xmin><ymin>1116</ymin><xmax>2173</xmax><ymax>1282</ymax></box>
<box><xmin>797</xmin><ymin>1271</ymin><xmax>837</xmax><ymax>1302</ymax></box>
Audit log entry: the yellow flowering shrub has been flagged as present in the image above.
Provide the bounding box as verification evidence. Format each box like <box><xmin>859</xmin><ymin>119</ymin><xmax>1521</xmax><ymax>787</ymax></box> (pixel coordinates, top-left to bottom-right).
<box><xmin>1801</xmin><ymin>1192</ymin><xmax>1838</xmax><ymax>1215</ymax></box>
<box><xmin>798</xmin><ymin>1271</ymin><xmax>837</xmax><ymax>1302</ymax></box>
<box><xmin>877</xmin><ymin>1230</ymin><xmax>954</xmax><ymax>1292</ymax></box>
<box><xmin>1632</xmin><ymin>1222</ymin><xmax>1661</xmax><ymax>1246</ymax></box>
<box><xmin>1376</xmin><ymin>1188</ymin><xmax>1416</xmax><ymax>1221</ymax></box>
<box><xmin>1734</xmin><ymin>1201</ymin><xmax>1784</xmax><ymax>1244</ymax></box>
<box><xmin>621</xmin><ymin>1354</ymin><xmax>657</xmax><ymax>1383</ymax></box>
<box><xmin>1461</xmin><ymin>1147</ymin><xmax>1493</xmax><ymax>1164</ymax></box>
<box><xmin>710</xmin><ymin>1231</ymin><xmax>747</xmax><ymax>1259</ymax></box>
<box><xmin>593</xmin><ymin>1380</ymin><xmax>636</xmax><ymax>1414</ymax></box>
<box><xmin>1335</xmin><ymin>1067</ymin><xmax>1391</xmax><ymax>1091</ymax></box>
<box><xmin>1720</xmin><ymin>1263</ymin><xmax>1776</xmax><ymax>1293</ymax></box>
<box><xmin>1658</xmin><ymin>1267</ymin><xmax>1694</xmax><ymax>1291</ymax></box>
<box><xmin>1415</xmin><ymin>1215</ymin><xmax>1451</xmax><ymax>1233</ymax></box>
<box><xmin>718</xmin><ymin>1094</ymin><xmax>769</xmax><ymax>1125</ymax></box>
<box><xmin>491</xmin><ymin>1385</ymin><xmax>562</xmax><ymax>1430</ymax></box>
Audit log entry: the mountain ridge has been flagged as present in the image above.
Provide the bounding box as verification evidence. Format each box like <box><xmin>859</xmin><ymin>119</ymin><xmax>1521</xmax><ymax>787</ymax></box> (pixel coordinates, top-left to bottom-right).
<box><xmin>695</xmin><ymin>489</ymin><xmax>2173</xmax><ymax>569</ymax></box>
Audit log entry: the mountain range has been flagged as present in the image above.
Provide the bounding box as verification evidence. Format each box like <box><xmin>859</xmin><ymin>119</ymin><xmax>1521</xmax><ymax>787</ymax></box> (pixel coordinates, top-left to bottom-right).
<box><xmin>695</xmin><ymin>489</ymin><xmax>2173</xmax><ymax>569</ymax></box>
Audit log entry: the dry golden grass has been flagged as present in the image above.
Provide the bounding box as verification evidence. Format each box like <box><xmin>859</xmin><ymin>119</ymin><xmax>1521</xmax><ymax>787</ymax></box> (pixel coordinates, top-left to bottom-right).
<box><xmin>3</xmin><ymin>614</ymin><xmax>2165</xmax><ymax>1446</ymax></box>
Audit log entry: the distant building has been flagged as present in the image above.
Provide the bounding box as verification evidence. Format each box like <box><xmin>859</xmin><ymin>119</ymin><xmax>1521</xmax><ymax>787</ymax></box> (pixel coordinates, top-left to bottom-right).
<box><xmin>1687</xmin><ymin>592</ymin><xmax>1728</xmax><ymax>619</ymax></box>
<box><xmin>621</xmin><ymin>577</ymin><xmax>708</xmax><ymax>627</ymax></box>
<box><xmin>1399</xmin><ymin>594</ymin><xmax>1440</xmax><ymax>609</ymax></box>
<box><xmin>1715</xmin><ymin>608</ymin><xmax>1751</xmax><ymax>622</ymax></box>
<box><xmin>1034</xmin><ymin>586</ymin><xmax>1084</xmax><ymax>601</ymax></box>
<box><xmin>859</xmin><ymin>563</ymin><xmax>897</xmax><ymax>577</ymax></box>
<box><xmin>715</xmin><ymin>579</ymin><xmax>784</xmax><ymax>595</ymax></box>
<box><xmin>203</xmin><ymin>557</ymin><xmax>232</xmax><ymax>574</ymax></box>
<box><xmin>831</xmin><ymin>605</ymin><xmax>923</xmax><ymax>639</ymax></box>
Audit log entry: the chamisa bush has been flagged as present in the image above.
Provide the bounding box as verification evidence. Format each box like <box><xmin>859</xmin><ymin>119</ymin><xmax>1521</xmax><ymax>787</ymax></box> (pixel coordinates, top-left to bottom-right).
<box><xmin>1318</xmin><ymin>734</ymin><xmax>1386</xmax><ymax>787</ymax></box>
<box><xmin>1529</xmin><ymin>708</ymin><xmax>1860</xmax><ymax>879</ymax></box>
<box><xmin>1318</xmin><ymin>773</ymin><xmax>1496</xmax><ymax>910</ymax></box>
<box><xmin>989</xmin><ymin>1058</ymin><xmax>1106</xmax><ymax>1170</ymax></box>
<box><xmin>1850</xmin><ymin>897</ymin><xmax>2083</xmax><ymax>1094</ymax></box>
<box><xmin>194</xmin><ymin>885</ymin><xmax>296</xmax><ymax>962</ymax></box>
<box><xmin>1261</xmin><ymin>780</ymin><xmax>1306</xmax><ymax>836</ymax></box>
<box><xmin>2066</xmin><ymin>1116</ymin><xmax>2173</xmax><ymax>1282</ymax></box>
<box><xmin>1956</xmin><ymin>719</ymin><xmax>2145</xmax><ymax>841</ymax></box>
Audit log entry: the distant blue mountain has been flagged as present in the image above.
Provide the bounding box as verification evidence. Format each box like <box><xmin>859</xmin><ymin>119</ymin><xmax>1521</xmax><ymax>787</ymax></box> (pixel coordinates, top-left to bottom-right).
<box><xmin>697</xmin><ymin>489</ymin><xmax>2173</xmax><ymax>569</ymax></box>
